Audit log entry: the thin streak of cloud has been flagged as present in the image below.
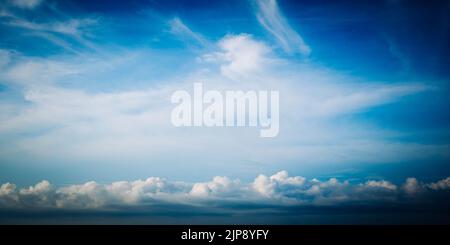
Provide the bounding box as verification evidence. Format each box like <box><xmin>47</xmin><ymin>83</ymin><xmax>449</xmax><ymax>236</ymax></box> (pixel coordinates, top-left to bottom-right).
<box><xmin>1</xmin><ymin>10</ymin><xmax>99</xmax><ymax>52</ymax></box>
<box><xmin>168</xmin><ymin>17</ymin><xmax>210</xmax><ymax>48</ymax></box>
<box><xmin>10</xmin><ymin>0</ymin><xmax>43</xmax><ymax>9</ymax></box>
<box><xmin>384</xmin><ymin>34</ymin><xmax>411</xmax><ymax>72</ymax></box>
<box><xmin>254</xmin><ymin>0</ymin><xmax>311</xmax><ymax>55</ymax></box>
<box><xmin>9</xmin><ymin>17</ymin><xmax>97</xmax><ymax>47</ymax></box>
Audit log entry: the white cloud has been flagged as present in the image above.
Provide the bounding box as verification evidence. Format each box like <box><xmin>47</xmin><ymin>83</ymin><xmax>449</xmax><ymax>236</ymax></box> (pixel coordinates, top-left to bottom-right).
<box><xmin>270</xmin><ymin>170</ymin><xmax>306</xmax><ymax>185</ymax></box>
<box><xmin>309</xmin><ymin>83</ymin><xmax>428</xmax><ymax>117</ymax></box>
<box><xmin>402</xmin><ymin>177</ymin><xmax>424</xmax><ymax>196</ymax></box>
<box><xmin>4</xmin><ymin>58</ymin><xmax>80</xmax><ymax>87</ymax></box>
<box><xmin>364</xmin><ymin>180</ymin><xmax>397</xmax><ymax>191</ymax></box>
<box><xmin>252</xmin><ymin>174</ymin><xmax>276</xmax><ymax>197</ymax></box>
<box><xmin>205</xmin><ymin>34</ymin><xmax>273</xmax><ymax>80</ymax></box>
<box><xmin>252</xmin><ymin>170</ymin><xmax>306</xmax><ymax>198</ymax></box>
<box><xmin>428</xmin><ymin>177</ymin><xmax>450</xmax><ymax>190</ymax></box>
<box><xmin>19</xmin><ymin>180</ymin><xmax>52</xmax><ymax>195</ymax></box>
<box><xmin>0</xmin><ymin>182</ymin><xmax>16</xmax><ymax>196</ymax></box>
<box><xmin>55</xmin><ymin>178</ymin><xmax>177</xmax><ymax>208</ymax></box>
<box><xmin>0</xmin><ymin>183</ymin><xmax>19</xmax><ymax>207</ymax></box>
<box><xmin>255</xmin><ymin>0</ymin><xmax>310</xmax><ymax>55</ymax></box>
<box><xmin>190</xmin><ymin>176</ymin><xmax>240</xmax><ymax>197</ymax></box>
<box><xmin>10</xmin><ymin>0</ymin><xmax>42</xmax><ymax>9</ymax></box>
<box><xmin>0</xmin><ymin>35</ymin><xmax>440</xmax><ymax>174</ymax></box>
<box><xmin>16</xmin><ymin>180</ymin><xmax>55</xmax><ymax>208</ymax></box>
<box><xmin>0</xmin><ymin>171</ymin><xmax>449</xmax><ymax>210</ymax></box>
<box><xmin>2</xmin><ymin>12</ymin><xmax>98</xmax><ymax>52</ymax></box>
<box><xmin>169</xmin><ymin>17</ymin><xmax>209</xmax><ymax>47</ymax></box>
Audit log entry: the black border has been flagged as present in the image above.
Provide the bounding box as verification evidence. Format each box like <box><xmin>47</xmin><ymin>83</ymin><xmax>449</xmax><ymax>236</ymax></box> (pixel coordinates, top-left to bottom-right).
<box><xmin>1</xmin><ymin>225</ymin><xmax>449</xmax><ymax>243</ymax></box>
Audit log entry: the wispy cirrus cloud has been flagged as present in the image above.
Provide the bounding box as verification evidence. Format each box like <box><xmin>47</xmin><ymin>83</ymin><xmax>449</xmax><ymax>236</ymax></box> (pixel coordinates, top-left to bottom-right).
<box><xmin>8</xmin><ymin>17</ymin><xmax>98</xmax><ymax>51</ymax></box>
<box><xmin>168</xmin><ymin>17</ymin><xmax>210</xmax><ymax>48</ymax></box>
<box><xmin>0</xmin><ymin>2</ymin><xmax>98</xmax><ymax>53</ymax></box>
<box><xmin>254</xmin><ymin>0</ymin><xmax>311</xmax><ymax>55</ymax></box>
<box><xmin>0</xmin><ymin>32</ymin><xmax>439</xmax><ymax>180</ymax></box>
<box><xmin>9</xmin><ymin>0</ymin><xmax>43</xmax><ymax>9</ymax></box>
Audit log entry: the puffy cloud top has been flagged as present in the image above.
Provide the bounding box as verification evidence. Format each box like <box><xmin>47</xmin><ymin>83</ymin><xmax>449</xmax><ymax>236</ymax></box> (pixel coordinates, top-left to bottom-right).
<box><xmin>1</xmin><ymin>171</ymin><xmax>449</xmax><ymax>210</ymax></box>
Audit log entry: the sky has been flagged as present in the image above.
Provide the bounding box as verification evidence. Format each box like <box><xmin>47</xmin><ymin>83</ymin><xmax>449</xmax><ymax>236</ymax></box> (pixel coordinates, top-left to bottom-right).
<box><xmin>0</xmin><ymin>0</ymin><xmax>449</xmax><ymax>224</ymax></box>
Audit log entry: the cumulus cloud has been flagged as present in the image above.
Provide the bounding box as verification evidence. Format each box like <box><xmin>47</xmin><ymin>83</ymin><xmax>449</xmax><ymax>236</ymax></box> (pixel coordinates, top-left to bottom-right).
<box><xmin>200</xmin><ymin>34</ymin><xmax>274</xmax><ymax>80</ymax></box>
<box><xmin>55</xmin><ymin>177</ymin><xmax>184</xmax><ymax>208</ymax></box>
<box><xmin>254</xmin><ymin>0</ymin><xmax>310</xmax><ymax>55</ymax></box>
<box><xmin>252</xmin><ymin>170</ymin><xmax>306</xmax><ymax>198</ymax></box>
<box><xmin>1</xmin><ymin>171</ymin><xmax>449</xmax><ymax>210</ymax></box>
<box><xmin>0</xmin><ymin>183</ymin><xmax>19</xmax><ymax>206</ymax></box>
<box><xmin>428</xmin><ymin>177</ymin><xmax>450</xmax><ymax>190</ymax></box>
<box><xmin>364</xmin><ymin>180</ymin><xmax>397</xmax><ymax>191</ymax></box>
<box><xmin>190</xmin><ymin>176</ymin><xmax>241</xmax><ymax>197</ymax></box>
<box><xmin>402</xmin><ymin>177</ymin><xmax>424</xmax><ymax>196</ymax></box>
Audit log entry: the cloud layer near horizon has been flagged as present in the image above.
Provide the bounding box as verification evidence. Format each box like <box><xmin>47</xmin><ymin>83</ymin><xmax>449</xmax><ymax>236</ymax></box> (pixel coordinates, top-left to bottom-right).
<box><xmin>1</xmin><ymin>170</ymin><xmax>449</xmax><ymax>211</ymax></box>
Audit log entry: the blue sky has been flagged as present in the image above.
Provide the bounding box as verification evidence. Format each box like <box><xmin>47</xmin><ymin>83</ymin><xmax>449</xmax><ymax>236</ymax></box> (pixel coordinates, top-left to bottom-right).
<box><xmin>0</xmin><ymin>0</ymin><xmax>449</xmax><ymax>223</ymax></box>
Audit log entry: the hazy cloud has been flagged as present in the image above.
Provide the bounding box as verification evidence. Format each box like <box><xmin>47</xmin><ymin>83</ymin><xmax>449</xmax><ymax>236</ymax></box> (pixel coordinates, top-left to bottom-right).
<box><xmin>10</xmin><ymin>0</ymin><xmax>42</xmax><ymax>9</ymax></box>
<box><xmin>0</xmin><ymin>33</ymin><xmax>439</xmax><ymax>174</ymax></box>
